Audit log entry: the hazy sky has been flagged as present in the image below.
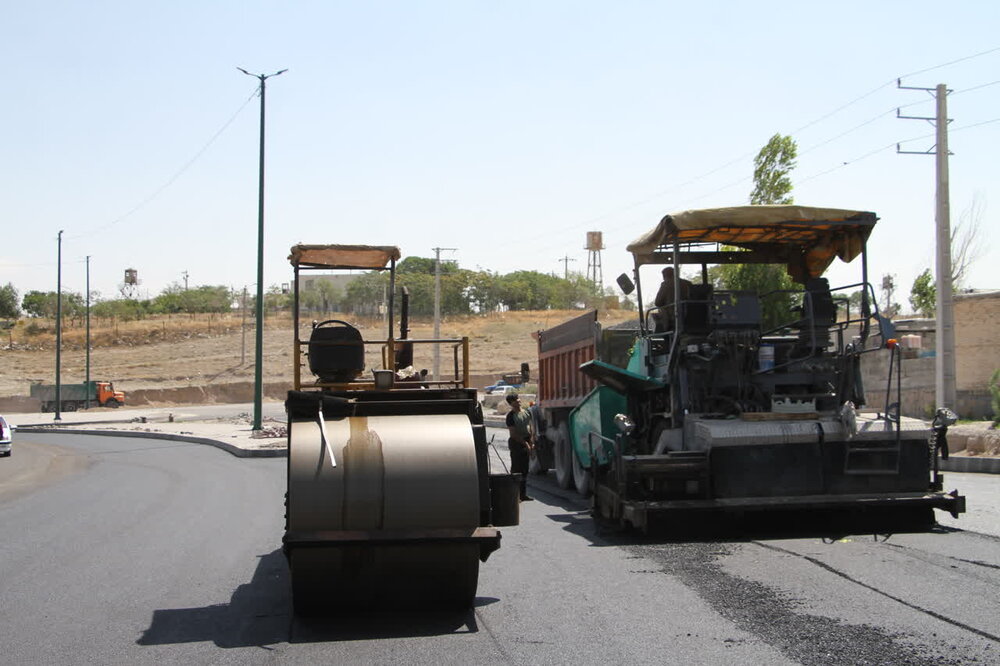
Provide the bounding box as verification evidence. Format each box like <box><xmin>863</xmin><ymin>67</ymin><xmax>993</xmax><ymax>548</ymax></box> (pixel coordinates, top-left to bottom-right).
<box><xmin>3</xmin><ymin>2</ymin><xmax>998</xmax><ymax>308</ymax></box>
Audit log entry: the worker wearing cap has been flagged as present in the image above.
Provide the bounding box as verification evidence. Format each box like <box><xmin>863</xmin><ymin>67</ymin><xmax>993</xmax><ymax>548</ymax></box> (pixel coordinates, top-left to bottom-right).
<box><xmin>505</xmin><ymin>393</ymin><xmax>534</xmax><ymax>501</ymax></box>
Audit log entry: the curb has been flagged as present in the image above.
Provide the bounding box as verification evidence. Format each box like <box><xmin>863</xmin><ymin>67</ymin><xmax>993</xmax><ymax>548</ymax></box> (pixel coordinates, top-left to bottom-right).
<box><xmin>16</xmin><ymin>427</ymin><xmax>287</xmax><ymax>459</ymax></box>
<box><xmin>940</xmin><ymin>456</ymin><xmax>1000</xmax><ymax>475</ymax></box>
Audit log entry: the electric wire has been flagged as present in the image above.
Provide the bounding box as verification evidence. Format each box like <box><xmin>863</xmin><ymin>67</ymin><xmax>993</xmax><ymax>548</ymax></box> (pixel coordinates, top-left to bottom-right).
<box><xmin>65</xmin><ymin>88</ymin><xmax>259</xmax><ymax>241</ymax></box>
<box><xmin>501</xmin><ymin>45</ymin><xmax>1000</xmax><ymax>258</ymax></box>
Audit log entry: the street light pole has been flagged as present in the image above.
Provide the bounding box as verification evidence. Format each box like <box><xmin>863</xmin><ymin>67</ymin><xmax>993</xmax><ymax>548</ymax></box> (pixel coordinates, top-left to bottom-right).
<box><xmin>239</xmin><ymin>66</ymin><xmax>287</xmax><ymax>430</ymax></box>
<box><xmin>55</xmin><ymin>230</ymin><xmax>63</xmax><ymax>421</ymax></box>
<box><xmin>86</xmin><ymin>255</ymin><xmax>91</xmax><ymax>410</ymax></box>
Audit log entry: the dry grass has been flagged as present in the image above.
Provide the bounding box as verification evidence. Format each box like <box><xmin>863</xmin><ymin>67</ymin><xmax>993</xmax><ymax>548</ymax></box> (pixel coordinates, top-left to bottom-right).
<box><xmin>1</xmin><ymin>309</ymin><xmax>637</xmax><ymax>396</ymax></box>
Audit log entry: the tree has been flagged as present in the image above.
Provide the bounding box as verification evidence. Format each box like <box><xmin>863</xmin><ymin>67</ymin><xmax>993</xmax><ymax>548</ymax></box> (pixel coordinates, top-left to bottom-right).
<box><xmin>0</xmin><ymin>283</ymin><xmax>19</xmax><ymax>319</ymax></box>
<box><xmin>951</xmin><ymin>193</ymin><xmax>987</xmax><ymax>288</ymax></box>
<box><xmin>750</xmin><ymin>134</ymin><xmax>798</xmax><ymax>205</ymax></box>
<box><xmin>21</xmin><ymin>290</ymin><xmax>82</xmax><ymax>318</ymax></box>
<box><xmin>713</xmin><ymin>134</ymin><xmax>800</xmax><ymax>328</ymax></box>
<box><xmin>909</xmin><ymin>269</ymin><xmax>935</xmax><ymax>317</ymax></box>
<box><xmin>92</xmin><ymin>298</ymin><xmax>149</xmax><ymax>321</ymax></box>
<box><xmin>150</xmin><ymin>284</ymin><xmax>233</xmax><ymax>314</ymax></box>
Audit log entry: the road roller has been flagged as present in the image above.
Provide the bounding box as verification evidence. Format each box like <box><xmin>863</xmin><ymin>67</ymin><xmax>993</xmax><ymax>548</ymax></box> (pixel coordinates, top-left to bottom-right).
<box><xmin>282</xmin><ymin>244</ymin><xmax>517</xmax><ymax>615</ymax></box>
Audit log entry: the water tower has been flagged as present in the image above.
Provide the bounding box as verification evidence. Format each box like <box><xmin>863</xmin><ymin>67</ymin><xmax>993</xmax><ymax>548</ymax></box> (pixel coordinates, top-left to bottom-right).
<box><xmin>121</xmin><ymin>268</ymin><xmax>139</xmax><ymax>299</ymax></box>
<box><xmin>585</xmin><ymin>231</ymin><xmax>604</xmax><ymax>287</ymax></box>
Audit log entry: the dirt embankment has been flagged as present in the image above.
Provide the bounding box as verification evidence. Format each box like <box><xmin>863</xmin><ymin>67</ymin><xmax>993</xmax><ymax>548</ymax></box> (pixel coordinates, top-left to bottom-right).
<box><xmin>1</xmin><ymin>310</ymin><xmax>636</xmax><ymax>409</ymax></box>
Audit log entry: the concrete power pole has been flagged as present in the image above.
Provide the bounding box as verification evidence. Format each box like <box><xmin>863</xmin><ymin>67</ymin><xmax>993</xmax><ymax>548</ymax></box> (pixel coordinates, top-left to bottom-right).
<box><xmin>432</xmin><ymin>247</ymin><xmax>456</xmax><ymax>380</ymax></box>
<box><xmin>897</xmin><ymin>80</ymin><xmax>956</xmax><ymax>410</ymax></box>
<box><xmin>558</xmin><ymin>255</ymin><xmax>576</xmax><ymax>279</ymax></box>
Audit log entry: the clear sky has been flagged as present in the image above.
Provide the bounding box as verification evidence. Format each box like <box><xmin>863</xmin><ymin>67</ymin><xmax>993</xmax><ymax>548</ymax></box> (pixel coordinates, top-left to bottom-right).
<box><xmin>3</xmin><ymin>1</ymin><xmax>998</xmax><ymax>309</ymax></box>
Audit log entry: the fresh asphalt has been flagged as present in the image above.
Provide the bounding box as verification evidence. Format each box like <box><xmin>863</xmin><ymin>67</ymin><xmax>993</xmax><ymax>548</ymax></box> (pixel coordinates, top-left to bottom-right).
<box><xmin>5</xmin><ymin>429</ymin><xmax>1000</xmax><ymax>664</ymax></box>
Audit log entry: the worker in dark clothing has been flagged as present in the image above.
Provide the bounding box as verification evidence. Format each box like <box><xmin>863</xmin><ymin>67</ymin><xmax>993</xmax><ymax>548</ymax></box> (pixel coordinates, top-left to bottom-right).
<box><xmin>505</xmin><ymin>393</ymin><xmax>535</xmax><ymax>501</ymax></box>
<box><xmin>652</xmin><ymin>266</ymin><xmax>691</xmax><ymax>331</ymax></box>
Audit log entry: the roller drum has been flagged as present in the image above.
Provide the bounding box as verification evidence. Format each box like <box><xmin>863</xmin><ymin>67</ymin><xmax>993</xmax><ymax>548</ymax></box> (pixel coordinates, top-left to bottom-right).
<box><xmin>286</xmin><ymin>413</ymin><xmax>483</xmax><ymax>612</ymax></box>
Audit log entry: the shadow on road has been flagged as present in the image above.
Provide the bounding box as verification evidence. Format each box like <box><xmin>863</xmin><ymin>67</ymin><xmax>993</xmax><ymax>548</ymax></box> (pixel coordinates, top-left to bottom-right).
<box><xmin>137</xmin><ymin>550</ymin><xmax>290</xmax><ymax>649</ymax></box>
<box><xmin>138</xmin><ymin>549</ymin><xmax>497</xmax><ymax>648</ymax></box>
<box><xmin>290</xmin><ymin>599</ymin><xmax>497</xmax><ymax>643</ymax></box>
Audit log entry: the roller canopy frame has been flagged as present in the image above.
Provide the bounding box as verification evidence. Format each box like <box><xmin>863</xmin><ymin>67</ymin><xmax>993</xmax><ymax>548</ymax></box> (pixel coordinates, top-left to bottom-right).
<box><xmin>288</xmin><ymin>244</ymin><xmax>401</xmax><ymax>270</ymax></box>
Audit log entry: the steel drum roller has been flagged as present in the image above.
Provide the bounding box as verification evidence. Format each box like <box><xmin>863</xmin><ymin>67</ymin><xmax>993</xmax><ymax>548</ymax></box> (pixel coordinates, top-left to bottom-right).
<box><xmin>287</xmin><ymin>413</ymin><xmax>482</xmax><ymax>611</ymax></box>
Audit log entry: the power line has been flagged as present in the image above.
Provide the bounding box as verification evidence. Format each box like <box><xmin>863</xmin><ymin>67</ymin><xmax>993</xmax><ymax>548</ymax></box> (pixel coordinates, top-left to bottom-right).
<box><xmin>66</xmin><ymin>89</ymin><xmax>259</xmax><ymax>240</ymax></box>
<box><xmin>899</xmin><ymin>44</ymin><xmax>1000</xmax><ymax>81</ymax></box>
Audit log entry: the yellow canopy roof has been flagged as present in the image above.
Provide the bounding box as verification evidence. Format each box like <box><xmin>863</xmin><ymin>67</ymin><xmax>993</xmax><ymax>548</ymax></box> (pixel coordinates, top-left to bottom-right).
<box><xmin>626</xmin><ymin>205</ymin><xmax>878</xmax><ymax>280</ymax></box>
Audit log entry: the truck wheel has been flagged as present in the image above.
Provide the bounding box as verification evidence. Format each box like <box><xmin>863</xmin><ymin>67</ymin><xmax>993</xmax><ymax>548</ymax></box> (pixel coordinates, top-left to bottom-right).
<box><xmin>64</xmin><ymin>401</ymin><xmax>77</xmax><ymax>412</ymax></box>
<box><xmin>553</xmin><ymin>423</ymin><xmax>573</xmax><ymax>489</ymax></box>
<box><xmin>105</xmin><ymin>399</ymin><xmax>119</xmax><ymax>408</ymax></box>
<box><xmin>572</xmin><ymin>443</ymin><xmax>592</xmax><ymax>498</ymax></box>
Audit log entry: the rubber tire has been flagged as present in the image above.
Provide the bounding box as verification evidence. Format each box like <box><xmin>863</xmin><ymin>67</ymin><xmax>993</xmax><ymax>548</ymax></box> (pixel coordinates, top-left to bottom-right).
<box><xmin>553</xmin><ymin>423</ymin><xmax>573</xmax><ymax>489</ymax></box>
<box><xmin>105</xmin><ymin>399</ymin><xmax>119</xmax><ymax>408</ymax></box>
<box><xmin>572</xmin><ymin>441</ymin><xmax>592</xmax><ymax>498</ymax></box>
<box><xmin>64</xmin><ymin>401</ymin><xmax>77</xmax><ymax>412</ymax></box>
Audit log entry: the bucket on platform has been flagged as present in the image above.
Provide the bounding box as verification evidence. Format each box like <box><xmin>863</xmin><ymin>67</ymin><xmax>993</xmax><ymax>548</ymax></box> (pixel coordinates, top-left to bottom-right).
<box><xmin>758</xmin><ymin>344</ymin><xmax>775</xmax><ymax>371</ymax></box>
<box><xmin>489</xmin><ymin>473</ymin><xmax>521</xmax><ymax>526</ymax></box>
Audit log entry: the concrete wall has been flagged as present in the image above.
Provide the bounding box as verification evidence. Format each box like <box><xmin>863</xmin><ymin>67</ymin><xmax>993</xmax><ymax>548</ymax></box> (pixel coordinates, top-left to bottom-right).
<box><xmin>955</xmin><ymin>291</ymin><xmax>1000</xmax><ymax>391</ymax></box>
<box><xmin>861</xmin><ymin>290</ymin><xmax>999</xmax><ymax>419</ymax></box>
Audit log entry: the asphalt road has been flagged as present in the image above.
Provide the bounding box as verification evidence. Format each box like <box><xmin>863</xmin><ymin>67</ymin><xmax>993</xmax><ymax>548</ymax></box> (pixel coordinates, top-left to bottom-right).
<box><xmin>2</xmin><ymin>430</ymin><xmax>998</xmax><ymax>665</ymax></box>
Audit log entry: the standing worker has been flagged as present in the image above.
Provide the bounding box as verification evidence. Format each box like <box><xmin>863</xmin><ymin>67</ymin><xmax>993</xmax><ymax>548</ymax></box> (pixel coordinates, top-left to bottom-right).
<box><xmin>505</xmin><ymin>393</ymin><xmax>534</xmax><ymax>502</ymax></box>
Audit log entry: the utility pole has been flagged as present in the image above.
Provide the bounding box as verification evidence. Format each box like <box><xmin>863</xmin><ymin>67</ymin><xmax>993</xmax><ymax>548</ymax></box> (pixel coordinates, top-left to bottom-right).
<box><xmin>182</xmin><ymin>270</ymin><xmax>189</xmax><ymax>291</ymax></box>
<box><xmin>558</xmin><ymin>255</ymin><xmax>576</xmax><ymax>279</ymax></box>
<box><xmin>897</xmin><ymin>80</ymin><xmax>956</xmax><ymax>410</ymax></box>
<box><xmin>85</xmin><ymin>255</ymin><xmax>91</xmax><ymax>410</ymax></box>
<box><xmin>55</xmin><ymin>230</ymin><xmax>63</xmax><ymax>421</ymax></box>
<box><xmin>432</xmin><ymin>247</ymin><xmax>456</xmax><ymax>380</ymax></box>
<box><xmin>239</xmin><ymin>66</ymin><xmax>287</xmax><ymax>430</ymax></box>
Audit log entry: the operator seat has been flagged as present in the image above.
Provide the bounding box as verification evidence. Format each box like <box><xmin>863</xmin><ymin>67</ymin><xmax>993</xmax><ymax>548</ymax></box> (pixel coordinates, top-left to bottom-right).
<box><xmin>308</xmin><ymin>320</ymin><xmax>365</xmax><ymax>383</ymax></box>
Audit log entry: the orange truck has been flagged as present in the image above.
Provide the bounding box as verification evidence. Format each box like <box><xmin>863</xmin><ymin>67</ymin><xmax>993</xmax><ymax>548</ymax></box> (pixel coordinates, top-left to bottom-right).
<box><xmin>30</xmin><ymin>381</ymin><xmax>126</xmax><ymax>412</ymax></box>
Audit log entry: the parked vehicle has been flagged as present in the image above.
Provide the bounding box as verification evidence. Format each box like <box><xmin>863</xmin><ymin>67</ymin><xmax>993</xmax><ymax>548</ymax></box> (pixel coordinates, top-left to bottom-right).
<box><xmin>30</xmin><ymin>381</ymin><xmax>126</xmax><ymax>412</ymax></box>
<box><xmin>529</xmin><ymin>310</ymin><xmax>635</xmax><ymax>486</ymax></box>
<box><xmin>533</xmin><ymin>205</ymin><xmax>964</xmax><ymax>532</ymax></box>
<box><xmin>0</xmin><ymin>415</ymin><xmax>14</xmax><ymax>456</ymax></box>
<box><xmin>484</xmin><ymin>367</ymin><xmax>529</xmax><ymax>394</ymax></box>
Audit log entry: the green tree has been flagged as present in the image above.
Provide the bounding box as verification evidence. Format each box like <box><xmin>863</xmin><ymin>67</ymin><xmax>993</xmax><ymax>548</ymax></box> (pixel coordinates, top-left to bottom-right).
<box><xmin>750</xmin><ymin>133</ymin><xmax>798</xmax><ymax>205</ymax></box>
<box><xmin>150</xmin><ymin>284</ymin><xmax>233</xmax><ymax>314</ymax></box>
<box><xmin>0</xmin><ymin>283</ymin><xmax>19</xmax><ymax>319</ymax></box>
<box><xmin>22</xmin><ymin>290</ymin><xmax>83</xmax><ymax>318</ymax></box>
<box><xmin>343</xmin><ymin>272</ymin><xmax>389</xmax><ymax>315</ymax></box>
<box><xmin>397</xmin><ymin>256</ymin><xmax>457</xmax><ymax>275</ymax></box>
<box><xmin>712</xmin><ymin>134</ymin><xmax>800</xmax><ymax>329</ymax></box>
<box><xmin>909</xmin><ymin>269</ymin><xmax>935</xmax><ymax>317</ymax></box>
<box><xmin>92</xmin><ymin>298</ymin><xmax>149</xmax><ymax>321</ymax></box>
<box><xmin>467</xmin><ymin>270</ymin><xmax>502</xmax><ymax>313</ymax></box>
<box><xmin>301</xmin><ymin>279</ymin><xmax>343</xmax><ymax>313</ymax></box>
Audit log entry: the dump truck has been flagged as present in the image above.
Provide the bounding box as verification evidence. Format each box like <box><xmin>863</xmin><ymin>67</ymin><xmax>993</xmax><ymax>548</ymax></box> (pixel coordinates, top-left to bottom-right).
<box><xmin>535</xmin><ymin>205</ymin><xmax>965</xmax><ymax>532</ymax></box>
<box><xmin>282</xmin><ymin>244</ymin><xmax>517</xmax><ymax>615</ymax></box>
<box><xmin>30</xmin><ymin>381</ymin><xmax>126</xmax><ymax>412</ymax></box>
<box><xmin>529</xmin><ymin>310</ymin><xmax>639</xmax><ymax>492</ymax></box>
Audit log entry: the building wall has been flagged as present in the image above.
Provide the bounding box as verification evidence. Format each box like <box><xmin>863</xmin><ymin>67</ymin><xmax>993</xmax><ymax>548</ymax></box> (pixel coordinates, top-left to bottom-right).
<box><xmin>861</xmin><ymin>290</ymin><xmax>999</xmax><ymax>419</ymax></box>
<box><xmin>954</xmin><ymin>291</ymin><xmax>1000</xmax><ymax>391</ymax></box>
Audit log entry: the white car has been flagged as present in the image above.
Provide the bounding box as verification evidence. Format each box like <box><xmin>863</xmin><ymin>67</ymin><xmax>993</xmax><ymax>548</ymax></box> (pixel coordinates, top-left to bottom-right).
<box><xmin>0</xmin><ymin>415</ymin><xmax>13</xmax><ymax>456</ymax></box>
